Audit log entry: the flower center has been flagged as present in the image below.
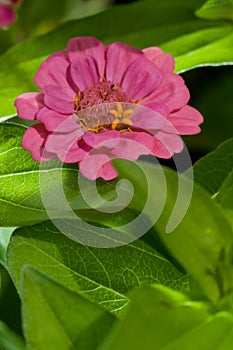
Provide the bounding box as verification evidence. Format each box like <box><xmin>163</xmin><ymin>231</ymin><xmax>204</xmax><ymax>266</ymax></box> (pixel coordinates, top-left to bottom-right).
<box><xmin>72</xmin><ymin>80</ymin><xmax>132</xmax><ymax>111</ymax></box>
<box><xmin>72</xmin><ymin>81</ymin><xmax>136</xmax><ymax>133</ymax></box>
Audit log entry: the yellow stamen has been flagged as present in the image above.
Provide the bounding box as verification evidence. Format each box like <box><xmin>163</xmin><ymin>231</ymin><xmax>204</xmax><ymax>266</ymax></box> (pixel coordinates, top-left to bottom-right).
<box><xmin>121</xmin><ymin>117</ymin><xmax>133</xmax><ymax>125</ymax></box>
<box><xmin>70</xmin><ymin>90</ymin><xmax>81</xmax><ymax>110</ymax></box>
<box><xmin>112</xmin><ymin>118</ymin><xmax>120</xmax><ymax>130</ymax></box>
<box><xmin>123</xmin><ymin>109</ymin><xmax>134</xmax><ymax>117</ymax></box>
<box><xmin>116</xmin><ymin>102</ymin><xmax>123</xmax><ymax>114</ymax></box>
<box><xmin>110</xmin><ymin>109</ymin><xmax>120</xmax><ymax>118</ymax></box>
<box><xmin>136</xmin><ymin>97</ymin><xmax>143</xmax><ymax>104</ymax></box>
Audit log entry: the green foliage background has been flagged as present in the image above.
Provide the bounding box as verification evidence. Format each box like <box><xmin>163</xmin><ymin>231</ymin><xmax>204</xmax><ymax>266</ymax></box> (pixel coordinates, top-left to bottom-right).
<box><xmin>0</xmin><ymin>0</ymin><xmax>232</xmax><ymax>349</ymax></box>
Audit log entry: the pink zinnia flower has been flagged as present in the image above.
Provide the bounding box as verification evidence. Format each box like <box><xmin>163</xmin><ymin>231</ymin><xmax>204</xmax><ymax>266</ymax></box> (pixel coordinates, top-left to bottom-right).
<box><xmin>14</xmin><ymin>36</ymin><xmax>203</xmax><ymax>180</ymax></box>
<box><xmin>0</xmin><ymin>0</ymin><xmax>19</xmax><ymax>27</ymax></box>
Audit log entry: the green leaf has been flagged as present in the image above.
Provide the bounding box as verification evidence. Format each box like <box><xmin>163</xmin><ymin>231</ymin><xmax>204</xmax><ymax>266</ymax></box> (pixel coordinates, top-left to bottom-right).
<box><xmin>0</xmin><ymin>121</ymin><xmax>147</xmax><ymax>228</ymax></box>
<box><xmin>215</xmin><ymin>169</ymin><xmax>233</xmax><ymax>229</ymax></box>
<box><xmin>0</xmin><ymin>122</ymin><xmax>53</xmax><ymax>226</ymax></box>
<box><xmin>0</xmin><ymin>227</ymin><xmax>15</xmax><ymax>269</ymax></box>
<box><xmin>193</xmin><ymin>138</ymin><xmax>233</xmax><ymax>229</ymax></box>
<box><xmin>7</xmin><ymin>221</ymin><xmax>189</xmax><ymax>318</ymax></box>
<box><xmin>0</xmin><ymin>320</ymin><xmax>25</xmax><ymax>350</ymax></box>
<box><xmin>114</xmin><ymin>160</ymin><xmax>233</xmax><ymax>303</ymax></box>
<box><xmin>160</xmin><ymin>313</ymin><xmax>233</xmax><ymax>350</ymax></box>
<box><xmin>195</xmin><ymin>0</ymin><xmax>233</xmax><ymax>21</ymax></box>
<box><xmin>162</xmin><ymin>28</ymin><xmax>233</xmax><ymax>73</ymax></box>
<box><xmin>0</xmin><ymin>0</ymin><xmax>232</xmax><ymax>117</ymax></box>
<box><xmin>22</xmin><ymin>266</ymin><xmax>115</xmax><ymax>350</ymax></box>
<box><xmin>193</xmin><ymin>138</ymin><xmax>233</xmax><ymax>195</ymax></box>
<box><xmin>100</xmin><ymin>284</ymin><xmax>228</xmax><ymax>350</ymax></box>
<box><xmin>0</xmin><ymin>122</ymin><xmax>93</xmax><ymax>226</ymax></box>
<box><xmin>16</xmin><ymin>0</ymin><xmax>110</xmax><ymax>37</ymax></box>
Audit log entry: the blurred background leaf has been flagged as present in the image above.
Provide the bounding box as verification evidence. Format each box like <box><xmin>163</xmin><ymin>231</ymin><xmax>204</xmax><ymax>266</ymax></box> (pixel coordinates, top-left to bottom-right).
<box><xmin>0</xmin><ymin>227</ymin><xmax>15</xmax><ymax>269</ymax></box>
<box><xmin>0</xmin><ymin>266</ymin><xmax>22</xmax><ymax>341</ymax></box>
<box><xmin>0</xmin><ymin>0</ymin><xmax>232</xmax><ymax>118</ymax></box>
<box><xmin>195</xmin><ymin>0</ymin><xmax>233</xmax><ymax>21</ymax></box>
<box><xmin>0</xmin><ymin>320</ymin><xmax>25</xmax><ymax>350</ymax></box>
<box><xmin>0</xmin><ymin>0</ymin><xmax>113</xmax><ymax>54</ymax></box>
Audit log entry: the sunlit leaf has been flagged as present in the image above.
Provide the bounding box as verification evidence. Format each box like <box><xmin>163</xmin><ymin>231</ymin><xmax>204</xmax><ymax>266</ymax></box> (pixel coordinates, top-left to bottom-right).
<box><xmin>7</xmin><ymin>220</ymin><xmax>189</xmax><ymax>318</ymax></box>
<box><xmin>193</xmin><ymin>138</ymin><xmax>233</xmax><ymax>195</ymax></box>
<box><xmin>114</xmin><ymin>160</ymin><xmax>233</xmax><ymax>303</ymax></box>
<box><xmin>22</xmin><ymin>266</ymin><xmax>115</xmax><ymax>350</ymax></box>
<box><xmin>100</xmin><ymin>285</ymin><xmax>233</xmax><ymax>350</ymax></box>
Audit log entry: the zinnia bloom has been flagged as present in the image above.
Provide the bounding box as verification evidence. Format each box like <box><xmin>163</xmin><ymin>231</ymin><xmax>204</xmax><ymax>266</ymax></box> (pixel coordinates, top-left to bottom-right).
<box><xmin>14</xmin><ymin>36</ymin><xmax>203</xmax><ymax>180</ymax></box>
<box><xmin>0</xmin><ymin>0</ymin><xmax>19</xmax><ymax>27</ymax></box>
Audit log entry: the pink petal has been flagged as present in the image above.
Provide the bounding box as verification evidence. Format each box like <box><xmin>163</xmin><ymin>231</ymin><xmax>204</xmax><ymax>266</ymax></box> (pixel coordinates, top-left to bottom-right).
<box><xmin>0</xmin><ymin>5</ymin><xmax>16</xmax><ymax>27</ymax></box>
<box><xmin>22</xmin><ymin>124</ymin><xmax>55</xmax><ymax>161</ymax></box>
<box><xmin>143</xmin><ymin>73</ymin><xmax>190</xmax><ymax>112</ymax></box>
<box><xmin>44</xmin><ymin>127</ymin><xmax>84</xmax><ymax>162</ymax></box>
<box><xmin>131</xmin><ymin>106</ymin><xmax>166</xmax><ymax>130</ymax></box>
<box><xmin>34</xmin><ymin>56</ymin><xmax>75</xmax><ymax>96</ymax></box>
<box><xmin>60</xmin><ymin>142</ymin><xmax>87</xmax><ymax>163</ymax></box>
<box><xmin>111</xmin><ymin>132</ymin><xmax>154</xmax><ymax>160</ymax></box>
<box><xmin>67</xmin><ymin>36</ymin><xmax>106</xmax><ymax>78</ymax></box>
<box><xmin>97</xmin><ymin>161</ymin><xmax>118</xmax><ymax>180</ymax></box>
<box><xmin>36</xmin><ymin>107</ymin><xmax>78</xmax><ymax>132</ymax></box>
<box><xmin>14</xmin><ymin>92</ymin><xmax>44</xmax><ymax>120</ymax></box>
<box><xmin>121</xmin><ymin>56</ymin><xmax>164</xmax><ymax>101</ymax></box>
<box><xmin>70</xmin><ymin>57</ymin><xmax>100</xmax><ymax>91</ymax></box>
<box><xmin>152</xmin><ymin>131</ymin><xmax>183</xmax><ymax>158</ymax></box>
<box><xmin>106</xmin><ymin>42</ymin><xmax>142</xmax><ymax>83</ymax></box>
<box><xmin>168</xmin><ymin>105</ymin><xmax>203</xmax><ymax>135</ymax></box>
<box><xmin>83</xmin><ymin>130</ymin><xmax>120</xmax><ymax>149</ymax></box>
<box><xmin>142</xmin><ymin>102</ymin><xmax>169</xmax><ymax>117</ymax></box>
<box><xmin>79</xmin><ymin>154</ymin><xmax>117</xmax><ymax>181</ymax></box>
<box><xmin>43</xmin><ymin>85</ymin><xmax>75</xmax><ymax>114</ymax></box>
<box><xmin>143</xmin><ymin>47</ymin><xmax>175</xmax><ymax>73</ymax></box>
<box><xmin>51</xmin><ymin>50</ymin><xmax>69</xmax><ymax>60</ymax></box>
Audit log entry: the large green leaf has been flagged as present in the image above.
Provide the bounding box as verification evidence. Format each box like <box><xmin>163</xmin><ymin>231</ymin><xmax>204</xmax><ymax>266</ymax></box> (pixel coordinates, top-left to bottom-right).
<box><xmin>0</xmin><ymin>0</ymin><xmax>232</xmax><ymax>117</ymax></box>
<box><xmin>215</xmin><ymin>169</ymin><xmax>233</xmax><ymax>229</ymax></box>
<box><xmin>22</xmin><ymin>266</ymin><xmax>115</xmax><ymax>350</ymax></box>
<box><xmin>0</xmin><ymin>122</ymin><xmax>121</xmax><ymax>226</ymax></box>
<box><xmin>114</xmin><ymin>160</ymin><xmax>233</xmax><ymax>303</ymax></box>
<box><xmin>162</xmin><ymin>28</ymin><xmax>233</xmax><ymax>73</ymax></box>
<box><xmin>7</xmin><ymin>221</ymin><xmax>189</xmax><ymax>318</ymax></box>
<box><xmin>193</xmin><ymin>138</ymin><xmax>233</xmax><ymax>195</ymax></box>
<box><xmin>0</xmin><ymin>122</ymin><xmax>59</xmax><ymax>226</ymax></box>
<box><xmin>0</xmin><ymin>121</ymin><xmax>150</xmax><ymax>234</ymax></box>
<box><xmin>100</xmin><ymin>285</ymin><xmax>233</xmax><ymax>350</ymax></box>
<box><xmin>193</xmin><ymin>138</ymin><xmax>233</xmax><ymax>229</ymax></box>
